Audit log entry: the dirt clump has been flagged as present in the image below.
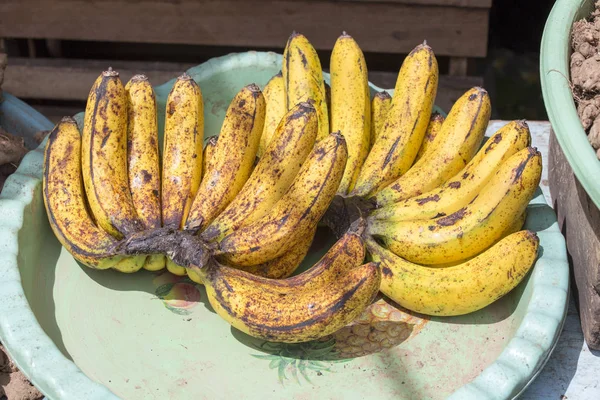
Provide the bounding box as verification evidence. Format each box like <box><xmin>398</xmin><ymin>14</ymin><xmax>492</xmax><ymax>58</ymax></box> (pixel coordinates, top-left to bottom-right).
<box><xmin>570</xmin><ymin>0</ymin><xmax>600</xmax><ymax>159</ymax></box>
<box><xmin>0</xmin><ymin>344</ymin><xmax>43</xmax><ymax>400</ymax></box>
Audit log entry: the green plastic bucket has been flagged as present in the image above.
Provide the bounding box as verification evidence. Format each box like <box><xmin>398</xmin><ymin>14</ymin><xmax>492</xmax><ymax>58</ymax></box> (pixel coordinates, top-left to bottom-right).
<box><xmin>540</xmin><ymin>0</ymin><xmax>600</xmax><ymax>207</ymax></box>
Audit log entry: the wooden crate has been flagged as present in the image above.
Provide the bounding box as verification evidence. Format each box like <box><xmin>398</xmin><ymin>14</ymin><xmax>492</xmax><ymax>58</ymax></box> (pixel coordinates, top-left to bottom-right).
<box><xmin>0</xmin><ymin>0</ymin><xmax>491</xmax><ymax>121</ymax></box>
<box><xmin>549</xmin><ymin>129</ymin><xmax>600</xmax><ymax>350</ymax></box>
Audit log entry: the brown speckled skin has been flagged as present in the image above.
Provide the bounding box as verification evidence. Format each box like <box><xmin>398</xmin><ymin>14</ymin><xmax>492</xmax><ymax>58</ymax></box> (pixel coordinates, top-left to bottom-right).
<box><xmin>375</xmin><ymin>87</ymin><xmax>491</xmax><ymax>206</ymax></box>
<box><xmin>43</xmin><ymin>117</ymin><xmax>119</xmax><ymax>268</ymax></box>
<box><xmin>217</xmin><ymin>132</ymin><xmax>347</xmax><ymax>267</ymax></box>
<box><xmin>81</xmin><ymin>69</ymin><xmax>143</xmax><ymax>239</ymax></box>
<box><xmin>184</xmin><ymin>84</ymin><xmax>265</xmax><ymax>233</ymax></box>
<box><xmin>370</xmin><ymin>120</ymin><xmax>531</xmax><ymax>223</ymax></box>
<box><xmin>351</xmin><ymin>43</ymin><xmax>438</xmax><ymax>198</ymax></box>
<box><xmin>202</xmin><ymin>102</ymin><xmax>317</xmax><ymax>242</ymax></box>
<box><xmin>367</xmin><ymin>147</ymin><xmax>541</xmax><ymax>265</ymax></box>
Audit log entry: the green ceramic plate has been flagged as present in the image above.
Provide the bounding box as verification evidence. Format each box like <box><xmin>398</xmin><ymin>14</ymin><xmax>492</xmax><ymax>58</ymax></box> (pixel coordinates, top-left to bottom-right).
<box><xmin>540</xmin><ymin>0</ymin><xmax>600</xmax><ymax>208</ymax></box>
<box><xmin>0</xmin><ymin>52</ymin><xmax>569</xmax><ymax>400</ymax></box>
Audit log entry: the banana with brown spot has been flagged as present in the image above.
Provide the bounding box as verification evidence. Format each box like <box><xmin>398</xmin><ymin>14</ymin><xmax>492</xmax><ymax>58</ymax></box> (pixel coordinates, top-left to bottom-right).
<box><xmin>374</xmin><ymin>87</ymin><xmax>491</xmax><ymax>206</ymax></box>
<box><xmin>370</xmin><ymin>91</ymin><xmax>392</xmax><ymax>147</ymax></box>
<box><xmin>184</xmin><ymin>84</ymin><xmax>265</xmax><ymax>233</ymax></box>
<box><xmin>234</xmin><ymin>217</ymin><xmax>365</xmax><ymax>280</ymax></box>
<box><xmin>282</xmin><ymin>32</ymin><xmax>329</xmax><ymax>141</ymax></box>
<box><xmin>43</xmin><ymin>117</ymin><xmax>123</xmax><ymax>270</ymax></box>
<box><xmin>191</xmin><ymin>242</ymin><xmax>379</xmax><ymax>342</ymax></box>
<box><xmin>216</xmin><ymin>131</ymin><xmax>347</xmax><ymax>267</ymax></box>
<box><xmin>351</xmin><ymin>42</ymin><xmax>438</xmax><ymax>197</ymax></box>
<box><xmin>124</xmin><ymin>74</ymin><xmax>165</xmax><ymax>272</ymax></box>
<box><xmin>371</xmin><ymin>120</ymin><xmax>531</xmax><ymax>222</ymax></box>
<box><xmin>366</xmin><ymin>230</ymin><xmax>539</xmax><ymax>316</ymax></box>
<box><xmin>366</xmin><ymin>147</ymin><xmax>542</xmax><ymax>265</ymax></box>
<box><xmin>161</xmin><ymin>73</ymin><xmax>204</xmax><ymax>276</ymax></box>
<box><xmin>257</xmin><ymin>72</ymin><xmax>286</xmax><ymax>158</ymax></box>
<box><xmin>414</xmin><ymin>111</ymin><xmax>445</xmax><ymax>163</ymax></box>
<box><xmin>81</xmin><ymin>68</ymin><xmax>144</xmax><ymax>240</ymax></box>
<box><xmin>201</xmin><ymin>101</ymin><xmax>317</xmax><ymax>242</ymax></box>
<box><xmin>223</xmin><ymin>226</ymin><xmax>318</xmax><ymax>280</ymax></box>
<box><xmin>330</xmin><ymin>32</ymin><xmax>371</xmax><ymax>194</ymax></box>
<box><xmin>201</xmin><ymin>135</ymin><xmax>218</xmax><ymax>180</ymax></box>
<box><xmin>427</xmin><ymin>210</ymin><xmax>527</xmax><ymax>267</ymax></box>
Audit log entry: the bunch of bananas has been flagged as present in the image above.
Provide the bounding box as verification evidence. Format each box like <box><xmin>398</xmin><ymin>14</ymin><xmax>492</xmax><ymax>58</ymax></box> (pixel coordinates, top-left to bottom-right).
<box><xmin>42</xmin><ymin>31</ymin><xmax>542</xmax><ymax>344</ymax></box>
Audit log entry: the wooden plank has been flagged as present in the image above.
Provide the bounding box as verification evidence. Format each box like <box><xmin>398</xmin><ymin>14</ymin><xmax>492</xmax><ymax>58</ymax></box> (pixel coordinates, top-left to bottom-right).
<box><xmin>3</xmin><ymin>57</ymin><xmax>483</xmax><ymax>114</ymax></box>
<box><xmin>0</xmin><ymin>0</ymin><xmax>489</xmax><ymax>57</ymax></box>
<box><xmin>449</xmin><ymin>57</ymin><xmax>468</xmax><ymax>76</ymax></box>
<box><xmin>329</xmin><ymin>0</ymin><xmax>492</xmax><ymax>7</ymax></box>
<box><xmin>549</xmin><ymin>129</ymin><xmax>600</xmax><ymax>351</ymax></box>
<box><xmin>3</xmin><ymin>58</ymin><xmax>195</xmax><ymax>101</ymax></box>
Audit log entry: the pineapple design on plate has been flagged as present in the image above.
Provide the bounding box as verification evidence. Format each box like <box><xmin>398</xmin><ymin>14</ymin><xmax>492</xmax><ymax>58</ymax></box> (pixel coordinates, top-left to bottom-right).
<box><xmin>250</xmin><ymin>295</ymin><xmax>429</xmax><ymax>384</ymax></box>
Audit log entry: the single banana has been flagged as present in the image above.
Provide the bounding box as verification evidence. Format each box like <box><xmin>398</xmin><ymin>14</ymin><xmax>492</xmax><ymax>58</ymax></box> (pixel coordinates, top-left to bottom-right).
<box><xmin>366</xmin><ymin>230</ymin><xmax>539</xmax><ymax>316</ymax></box>
<box><xmin>257</xmin><ymin>72</ymin><xmax>286</xmax><ymax>158</ymax></box>
<box><xmin>374</xmin><ymin>87</ymin><xmax>491</xmax><ymax>206</ymax></box>
<box><xmin>330</xmin><ymin>32</ymin><xmax>371</xmax><ymax>194</ymax></box>
<box><xmin>370</xmin><ymin>91</ymin><xmax>392</xmax><ymax>147</ymax></box>
<box><xmin>162</xmin><ymin>73</ymin><xmax>204</xmax><ymax>276</ymax></box>
<box><xmin>125</xmin><ymin>74</ymin><xmax>165</xmax><ymax>272</ymax></box>
<box><xmin>351</xmin><ymin>42</ymin><xmax>438</xmax><ymax>197</ymax></box>
<box><xmin>43</xmin><ymin>117</ymin><xmax>122</xmax><ymax>269</ymax></box>
<box><xmin>201</xmin><ymin>135</ymin><xmax>218</xmax><ymax>180</ymax></box>
<box><xmin>233</xmin><ymin>217</ymin><xmax>366</xmax><ymax>280</ymax></box>
<box><xmin>414</xmin><ymin>111</ymin><xmax>445</xmax><ymax>163</ymax></box>
<box><xmin>184</xmin><ymin>84</ymin><xmax>265</xmax><ymax>232</ymax></box>
<box><xmin>216</xmin><ymin>131</ymin><xmax>348</xmax><ymax>267</ymax></box>
<box><xmin>227</xmin><ymin>226</ymin><xmax>318</xmax><ymax>280</ymax></box>
<box><xmin>370</xmin><ymin>120</ymin><xmax>531</xmax><ymax>222</ymax></box>
<box><xmin>429</xmin><ymin>210</ymin><xmax>527</xmax><ymax>268</ymax></box>
<box><xmin>201</xmin><ymin>102</ymin><xmax>318</xmax><ymax>242</ymax></box>
<box><xmin>81</xmin><ymin>68</ymin><xmax>143</xmax><ymax>239</ymax></box>
<box><xmin>366</xmin><ymin>147</ymin><xmax>542</xmax><ymax>265</ymax></box>
<box><xmin>191</xmin><ymin>257</ymin><xmax>379</xmax><ymax>343</ymax></box>
<box><xmin>282</xmin><ymin>31</ymin><xmax>329</xmax><ymax>140</ymax></box>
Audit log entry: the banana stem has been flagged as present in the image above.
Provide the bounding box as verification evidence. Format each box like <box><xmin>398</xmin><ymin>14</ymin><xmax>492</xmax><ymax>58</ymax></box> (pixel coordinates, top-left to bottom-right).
<box><xmin>114</xmin><ymin>227</ymin><xmax>216</xmax><ymax>269</ymax></box>
<box><xmin>321</xmin><ymin>194</ymin><xmax>375</xmax><ymax>238</ymax></box>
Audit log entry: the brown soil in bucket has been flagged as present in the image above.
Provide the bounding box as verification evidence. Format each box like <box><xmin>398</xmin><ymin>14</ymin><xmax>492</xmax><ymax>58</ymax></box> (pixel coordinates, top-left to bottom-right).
<box><xmin>570</xmin><ymin>0</ymin><xmax>600</xmax><ymax>159</ymax></box>
<box><xmin>0</xmin><ymin>344</ymin><xmax>43</xmax><ymax>400</ymax></box>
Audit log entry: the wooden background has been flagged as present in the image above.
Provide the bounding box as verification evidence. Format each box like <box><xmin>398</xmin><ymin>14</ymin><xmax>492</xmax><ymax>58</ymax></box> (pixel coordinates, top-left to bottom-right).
<box><xmin>0</xmin><ymin>0</ymin><xmax>492</xmax><ymax>122</ymax></box>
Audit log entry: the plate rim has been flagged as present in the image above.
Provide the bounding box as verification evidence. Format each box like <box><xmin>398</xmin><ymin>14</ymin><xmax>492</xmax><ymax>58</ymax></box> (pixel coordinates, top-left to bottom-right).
<box><xmin>0</xmin><ymin>51</ymin><xmax>569</xmax><ymax>400</ymax></box>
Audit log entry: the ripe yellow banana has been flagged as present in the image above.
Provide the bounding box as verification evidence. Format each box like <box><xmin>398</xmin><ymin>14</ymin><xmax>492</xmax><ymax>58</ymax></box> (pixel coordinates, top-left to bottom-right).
<box><xmin>162</xmin><ymin>73</ymin><xmax>204</xmax><ymax>276</ymax></box>
<box><xmin>201</xmin><ymin>135</ymin><xmax>218</xmax><ymax>180</ymax></box>
<box><xmin>370</xmin><ymin>120</ymin><xmax>531</xmax><ymax>222</ymax></box>
<box><xmin>125</xmin><ymin>74</ymin><xmax>165</xmax><ymax>272</ymax></box>
<box><xmin>374</xmin><ymin>87</ymin><xmax>491</xmax><ymax>206</ymax></box>
<box><xmin>201</xmin><ymin>102</ymin><xmax>317</xmax><ymax>242</ymax></box>
<box><xmin>414</xmin><ymin>111</ymin><xmax>445</xmax><ymax>163</ymax></box>
<box><xmin>366</xmin><ymin>230</ymin><xmax>539</xmax><ymax>316</ymax></box>
<box><xmin>81</xmin><ymin>68</ymin><xmax>143</xmax><ymax>239</ymax></box>
<box><xmin>351</xmin><ymin>42</ymin><xmax>438</xmax><ymax>197</ymax></box>
<box><xmin>428</xmin><ymin>210</ymin><xmax>528</xmax><ymax>268</ymax></box>
<box><xmin>184</xmin><ymin>84</ymin><xmax>265</xmax><ymax>233</ymax></box>
<box><xmin>366</xmin><ymin>147</ymin><xmax>542</xmax><ymax>265</ymax></box>
<box><xmin>191</xmin><ymin>257</ymin><xmax>380</xmax><ymax>343</ymax></box>
<box><xmin>257</xmin><ymin>72</ymin><xmax>286</xmax><ymax>158</ymax></box>
<box><xmin>282</xmin><ymin>32</ymin><xmax>329</xmax><ymax>140</ymax></box>
<box><xmin>216</xmin><ymin>131</ymin><xmax>348</xmax><ymax>266</ymax></box>
<box><xmin>330</xmin><ymin>32</ymin><xmax>371</xmax><ymax>194</ymax></box>
<box><xmin>370</xmin><ymin>91</ymin><xmax>392</xmax><ymax>147</ymax></box>
<box><xmin>232</xmin><ymin>226</ymin><xmax>317</xmax><ymax>279</ymax></box>
<box><xmin>43</xmin><ymin>117</ymin><xmax>122</xmax><ymax>269</ymax></box>
<box><xmin>236</xmin><ymin>217</ymin><xmax>366</xmax><ymax>280</ymax></box>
